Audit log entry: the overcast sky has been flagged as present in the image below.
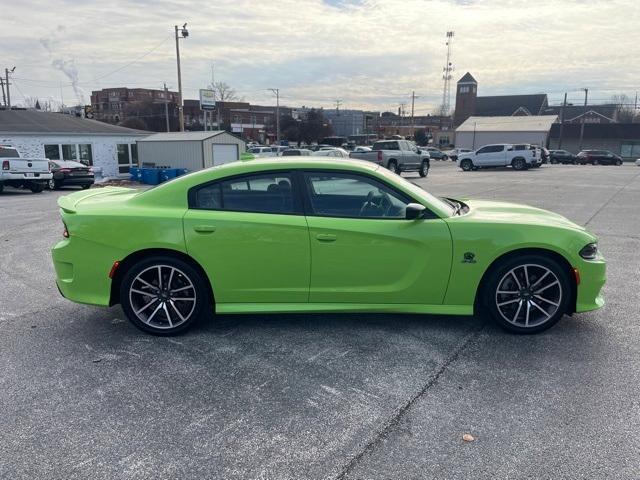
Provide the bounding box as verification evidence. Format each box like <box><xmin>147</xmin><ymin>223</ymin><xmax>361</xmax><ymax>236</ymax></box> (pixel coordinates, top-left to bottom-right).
<box><xmin>4</xmin><ymin>0</ymin><xmax>639</xmax><ymax>114</ymax></box>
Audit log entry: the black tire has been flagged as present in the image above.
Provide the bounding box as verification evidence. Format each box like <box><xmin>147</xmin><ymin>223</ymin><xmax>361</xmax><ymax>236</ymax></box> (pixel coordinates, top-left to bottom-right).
<box><xmin>387</xmin><ymin>160</ymin><xmax>400</xmax><ymax>175</ymax></box>
<box><xmin>48</xmin><ymin>179</ymin><xmax>58</xmax><ymax>190</ymax></box>
<box><xmin>419</xmin><ymin>160</ymin><xmax>429</xmax><ymax>177</ymax></box>
<box><xmin>615</xmin><ymin>159</ymin><xmax>622</xmax><ymax>166</ymax></box>
<box><xmin>0</xmin><ymin>182</ymin><xmax>3</xmax><ymax>194</ymax></box>
<box><xmin>442</xmin><ymin>155</ymin><xmax>449</xmax><ymax>161</ymax></box>
<box><xmin>483</xmin><ymin>254</ymin><xmax>571</xmax><ymax>334</ymax></box>
<box><xmin>512</xmin><ymin>158</ymin><xmax>526</xmax><ymax>171</ymax></box>
<box><xmin>120</xmin><ymin>256</ymin><xmax>210</xmax><ymax>335</ymax></box>
<box><xmin>550</xmin><ymin>159</ymin><xmax>558</xmax><ymax>164</ymax></box>
<box><xmin>81</xmin><ymin>184</ymin><xmax>91</xmax><ymax>190</ymax></box>
<box><xmin>29</xmin><ymin>183</ymin><xmax>45</xmax><ymax>193</ymax></box>
<box><xmin>460</xmin><ymin>159</ymin><xmax>473</xmax><ymax>171</ymax></box>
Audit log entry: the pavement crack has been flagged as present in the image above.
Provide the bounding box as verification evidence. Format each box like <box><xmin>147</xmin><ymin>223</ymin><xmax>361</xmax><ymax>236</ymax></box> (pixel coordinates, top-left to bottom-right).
<box><xmin>334</xmin><ymin>321</ymin><xmax>486</xmax><ymax>480</ymax></box>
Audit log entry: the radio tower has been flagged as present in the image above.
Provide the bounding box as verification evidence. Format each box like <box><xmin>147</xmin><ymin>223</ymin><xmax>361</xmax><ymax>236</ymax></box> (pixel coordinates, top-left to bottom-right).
<box><xmin>439</xmin><ymin>31</ymin><xmax>454</xmax><ymax>116</ymax></box>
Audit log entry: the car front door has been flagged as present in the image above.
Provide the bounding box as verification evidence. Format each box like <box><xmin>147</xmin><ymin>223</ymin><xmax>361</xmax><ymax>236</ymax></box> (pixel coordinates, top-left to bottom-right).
<box><xmin>302</xmin><ymin>170</ymin><xmax>452</xmax><ymax>305</ymax></box>
<box><xmin>183</xmin><ymin>171</ymin><xmax>310</xmax><ymax>304</ymax></box>
<box><xmin>473</xmin><ymin>146</ymin><xmax>494</xmax><ymax>166</ymax></box>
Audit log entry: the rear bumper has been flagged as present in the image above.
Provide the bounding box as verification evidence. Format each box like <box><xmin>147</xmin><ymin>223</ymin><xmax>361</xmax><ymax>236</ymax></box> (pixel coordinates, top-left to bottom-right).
<box><xmin>59</xmin><ymin>177</ymin><xmax>94</xmax><ymax>186</ymax></box>
<box><xmin>52</xmin><ymin>236</ymin><xmax>121</xmax><ymax>306</ymax></box>
<box><xmin>1</xmin><ymin>172</ymin><xmax>52</xmax><ymax>181</ymax></box>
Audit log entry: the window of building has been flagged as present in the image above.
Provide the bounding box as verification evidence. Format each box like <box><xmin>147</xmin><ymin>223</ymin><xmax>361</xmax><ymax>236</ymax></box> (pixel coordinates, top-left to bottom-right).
<box><xmin>621</xmin><ymin>141</ymin><xmax>640</xmax><ymax>158</ymax></box>
<box><xmin>459</xmin><ymin>86</ymin><xmax>470</xmax><ymax>94</ymax></box>
<box><xmin>61</xmin><ymin>144</ymin><xmax>77</xmax><ymax>160</ymax></box>
<box><xmin>44</xmin><ymin>144</ymin><xmax>60</xmax><ymax>160</ymax></box>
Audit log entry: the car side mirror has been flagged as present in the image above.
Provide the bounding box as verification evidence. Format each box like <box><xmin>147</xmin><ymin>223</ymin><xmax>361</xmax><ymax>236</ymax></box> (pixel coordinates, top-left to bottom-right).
<box><xmin>405</xmin><ymin>203</ymin><xmax>426</xmax><ymax>220</ymax></box>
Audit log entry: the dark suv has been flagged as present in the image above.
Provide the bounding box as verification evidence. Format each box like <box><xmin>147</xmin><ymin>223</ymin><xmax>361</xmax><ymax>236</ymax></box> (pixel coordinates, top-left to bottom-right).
<box><xmin>549</xmin><ymin>149</ymin><xmax>578</xmax><ymax>164</ymax></box>
<box><xmin>576</xmin><ymin>150</ymin><xmax>623</xmax><ymax>166</ymax></box>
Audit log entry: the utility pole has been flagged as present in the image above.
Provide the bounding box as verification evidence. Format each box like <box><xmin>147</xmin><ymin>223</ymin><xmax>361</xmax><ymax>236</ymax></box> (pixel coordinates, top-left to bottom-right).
<box><xmin>269</xmin><ymin>88</ymin><xmax>280</xmax><ymax>145</ymax></box>
<box><xmin>174</xmin><ymin>23</ymin><xmax>189</xmax><ymax>132</ymax></box>
<box><xmin>578</xmin><ymin>88</ymin><xmax>588</xmax><ymax>151</ymax></box>
<box><xmin>335</xmin><ymin>99</ymin><xmax>342</xmax><ymax>115</ymax></box>
<box><xmin>0</xmin><ymin>77</ymin><xmax>6</xmax><ymax>108</ymax></box>
<box><xmin>5</xmin><ymin>67</ymin><xmax>15</xmax><ymax>109</ymax></box>
<box><xmin>163</xmin><ymin>83</ymin><xmax>170</xmax><ymax>132</ymax></box>
<box><xmin>410</xmin><ymin>91</ymin><xmax>417</xmax><ymax>138</ymax></box>
<box><xmin>558</xmin><ymin>92</ymin><xmax>567</xmax><ymax>149</ymax></box>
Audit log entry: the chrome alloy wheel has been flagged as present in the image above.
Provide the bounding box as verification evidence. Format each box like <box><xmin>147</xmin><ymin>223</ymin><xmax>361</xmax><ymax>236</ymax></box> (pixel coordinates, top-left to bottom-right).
<box><xmin>495</xmin><ymin>263</ymin><xmax>562</xmax><ymax>328</ymax></box>
<box><xmin>128</xmin><ymin>265</ymin><xmax>197</xmax><ymax>329</ymax></box>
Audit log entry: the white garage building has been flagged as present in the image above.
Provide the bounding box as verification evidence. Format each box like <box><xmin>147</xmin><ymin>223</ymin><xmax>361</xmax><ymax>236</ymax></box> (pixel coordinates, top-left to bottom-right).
<box><xmin>0</xmin><ymin>110</ymin><xmax>148</xmax><ymax>178</ymax></box>
<box><xmin>137</xmin><ymin>131</ymin><xmax>246</xmax><ymax>171</ymax></box>
<box><xmin>455</xmin><ymin>115</ymin><xmax>558</xmax><ymax>150</ymax></box>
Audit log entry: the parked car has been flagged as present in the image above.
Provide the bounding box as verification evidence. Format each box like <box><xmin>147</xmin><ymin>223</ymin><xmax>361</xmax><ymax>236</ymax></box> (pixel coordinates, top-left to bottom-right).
<box><xmin>281</xmin><ymin>149</ymin><xmax>312</xmax><ymax>157</ymax></box>
<box><xmin>352</xmin><ymin>146</ymin><xmax>372</xmax><ymax>153</ymax></box>
<box><xmin>513</xmin><ymin>144</ymin><xmax>543</xmax><ymax>168</ymax></box>
<box><xmin>247</xmin><ymin>146</ymin><xmax>275</xmax><ymax>157</ymax></box>
<box><xmin>549</xmin><ymin>150</ymin><xmax>578</xmax><ymax>164</ymax></box>
<box><xmin>349</xmin><ymin>139</ymin><xmax>430</xmax><ymax>177</ymax></box>
<box><xmin>420</xmin><ymin>146</ymin><xmax>448</xmax><ymax>161</ymax></box>
<box><xmin>457</xmin><ymin>144</ymin><xmax>539</xmax><ymax>171</ymax></box>
<box><xmin>636</xmin><ymin>158</ymin><xmax>640</xmax><ymax>166</ymax></box>
<box><xmin>576</xmin><ymin>150</ymin><xmax>623</xmax><ymax>166</ymax></box>
<box><xmin>271</xmin><ymin>146</ymin><xmax>290</xmax><ymax>156</ymax></box>
<box><xmin>0</xmin><ymin>145</ymin><xmax>52</xmax><ymax>193</ymax></box>
<box><xmin>443</xmin><ymin>148</ymin><xmax>472</xmax><ymax>162</ymax></box>
<box><xmin>311</xmin><ymin>148</ymin><xmax>350</xmax><ymax>158</ymax></box>
<box><xmin>52</xmin><ymin>157</ymin><xmax>606</xmax><ymax>336</ymax></box>
<box><xmin>47</xmin><ymin>160</ymin><xmax>94</xmax><ymax>190</ymax></box>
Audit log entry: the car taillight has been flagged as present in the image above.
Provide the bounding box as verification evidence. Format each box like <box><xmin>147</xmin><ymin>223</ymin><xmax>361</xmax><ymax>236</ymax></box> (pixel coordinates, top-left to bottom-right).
<box><xmin>2</xmin><ymin>160</ymin><xmax>9</xmax><ymax>170</ymax></box>
<box><xmin>377</xmin><ymin>151</ymin><xmax>383</xmax><ymax>162</ymax></box>
<box><xmin>62</xmin><ymin>222</ymin><xmax>69</xmax><ymax>238</ymax></box>
<box><xmin>59</xmin><ymin>168</ymin><xmax>72</xmax><ymax>173</ymax></box>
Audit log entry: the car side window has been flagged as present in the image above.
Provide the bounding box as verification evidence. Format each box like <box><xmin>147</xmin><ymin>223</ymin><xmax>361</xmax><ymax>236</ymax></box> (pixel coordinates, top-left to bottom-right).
<box><xmin>304</xmin><ymin>172</ymin><xmax>410</xmax><ymax>219</ymax></box>
<box><xmin>194</xmin><ymin>173</ymin><xmax>295</xmax><ymax>214</ymax></box>
<box><xmin>477</xmin><ymin>146</ymin><xmax>490</xmax><ymax>154</ymax></box>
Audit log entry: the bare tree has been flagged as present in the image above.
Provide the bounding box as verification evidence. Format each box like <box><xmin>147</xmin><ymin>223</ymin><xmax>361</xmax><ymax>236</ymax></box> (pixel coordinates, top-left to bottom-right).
<box><xmin>611</xmin><ymin>94</ymin><xmax>638</xmax><ymax>123</ymax></box>
<box><xmin>208</xmin><ymin>81</ymin><xmax>242</xmax><ymax>102</ymax></box>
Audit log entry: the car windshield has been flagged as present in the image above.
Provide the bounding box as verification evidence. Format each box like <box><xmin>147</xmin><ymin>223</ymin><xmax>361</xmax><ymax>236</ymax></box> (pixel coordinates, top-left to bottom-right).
<box><xmin>375</xmin><ymin>167</ymin><xmax>456</xmax><ymax>216</ymax></box>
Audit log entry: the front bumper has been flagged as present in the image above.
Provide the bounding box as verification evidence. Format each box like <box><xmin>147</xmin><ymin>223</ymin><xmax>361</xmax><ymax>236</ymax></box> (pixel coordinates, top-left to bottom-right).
<box><xmin>575</xmin><ymin>255</ymin><xmax>606</xmax><ymax>313</ymax></box>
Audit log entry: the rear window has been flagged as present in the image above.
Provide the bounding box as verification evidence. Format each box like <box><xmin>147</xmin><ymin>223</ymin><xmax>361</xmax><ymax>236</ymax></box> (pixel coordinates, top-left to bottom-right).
<box><xmin>0</xmin><ymin>147</ymin><xmax>20</xmax><ymax>158</ymax></box>
<box><xmin>372</xmin><ymin>141</ymin><xmax>399</xmax><ymax>151</ymax></box>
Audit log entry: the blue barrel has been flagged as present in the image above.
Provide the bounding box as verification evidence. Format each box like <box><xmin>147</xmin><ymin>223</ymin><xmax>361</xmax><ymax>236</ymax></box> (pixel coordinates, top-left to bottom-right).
<box><xmin>129</xmin><ymin>167</ymin><xmax>140</xmax><ymax>181</ymax></box>
<box><xmin>160</xmin><ymin>168</ymin><xmax>179</xmax><ymax>182</ymax></box>
<box><xmin>141</xmin><ymin>168</ymin><xmax>161</xmax><ymax>185</ymax></box>
<box><xmin>176</xmin><ymin>168</ymin><xmax>188</xmax><ymax>177</ymax></box>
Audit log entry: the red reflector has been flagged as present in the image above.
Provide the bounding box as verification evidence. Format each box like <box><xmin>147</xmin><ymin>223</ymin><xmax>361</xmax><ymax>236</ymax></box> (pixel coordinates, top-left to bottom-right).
<box><xmin>572</xmin><ymin>268</ymin><xmax>581</xmax><ymax>285</ymax></box>
<box><xmin>108</xmin><ymin>261</ymin><xmax>121</xmax><ymax>279</ymax></box>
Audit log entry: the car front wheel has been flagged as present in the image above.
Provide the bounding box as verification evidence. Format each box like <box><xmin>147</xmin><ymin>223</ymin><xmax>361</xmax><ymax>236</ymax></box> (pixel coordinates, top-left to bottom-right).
<box><xmin>120</xmin><ymin>256</ymin><xmax>209</xmax><ymax>335</ymax></box>
<box><xmin>460</xmin><ymin>159</ymin><xmax>473</xmax><ymax>171</ymax></box>
<box><xmin>48</xmin><ymin>179</ymin><xmax>58</xmax><ymax>190</ymax></box>
<box><xmin>485</xmin><ymin>254</ymin><xmax>571</xmax><ymax>334</ymax></box>
<box><xmin>419</xmin><ymin>160</ymin><xmax>429</xmax><ymax>177</ymax></box>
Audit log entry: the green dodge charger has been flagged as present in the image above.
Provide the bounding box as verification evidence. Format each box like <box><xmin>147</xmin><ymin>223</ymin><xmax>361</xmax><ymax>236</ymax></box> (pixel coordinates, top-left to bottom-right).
<box><xmin>52</xmin><ymin>158</ymin><xmax>606</xmax><ymax>335</ymax></box>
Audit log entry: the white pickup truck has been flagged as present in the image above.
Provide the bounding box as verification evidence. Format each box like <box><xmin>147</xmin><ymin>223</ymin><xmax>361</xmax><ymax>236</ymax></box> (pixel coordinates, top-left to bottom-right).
<box><xmin>457</xmin><ymin>144</ymin><xmax>541</xmax><ymax>171</ymax></box>
<box><xmin>0</xmin><ymin>145</ymin><xmax>52</xmax><ymax>193</ymax></box>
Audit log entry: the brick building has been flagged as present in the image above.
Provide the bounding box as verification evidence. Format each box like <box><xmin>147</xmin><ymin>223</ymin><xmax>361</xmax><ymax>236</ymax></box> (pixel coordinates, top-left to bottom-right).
<box><xmin>91</xmin><ymin>87</ymin><xmax>179</xmax><ymax>125</ymax></box>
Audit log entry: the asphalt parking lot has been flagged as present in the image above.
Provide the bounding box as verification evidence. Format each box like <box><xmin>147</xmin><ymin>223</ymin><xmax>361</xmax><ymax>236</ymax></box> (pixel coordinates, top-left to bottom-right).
<box><xmin>1</xmin><ymin>162</ymin><xmax>639</xmax><ymax>479</ymax></box>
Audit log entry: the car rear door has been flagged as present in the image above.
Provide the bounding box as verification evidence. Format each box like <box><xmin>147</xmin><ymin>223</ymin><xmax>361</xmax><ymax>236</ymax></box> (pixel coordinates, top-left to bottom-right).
<box><xmin>302</xmin><ymin>170</ymin><xmax>452</xmax><ymax>305</ymax></box>
<box><xmin>183</xmin><ymin>171</ymin><xmax>311</xmax><ymax>304</ymax></box>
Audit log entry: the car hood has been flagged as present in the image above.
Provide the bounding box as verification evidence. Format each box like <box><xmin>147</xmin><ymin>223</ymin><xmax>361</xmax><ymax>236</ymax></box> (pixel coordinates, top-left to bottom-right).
<box><xmin>459</xmin><ymin>199</ymin><xmax>586</xmax><ymax>232</ymax></box>
<box><xmin>58</xmin><ymin>186</ymin><xmax>139</xmax><ymax>213</ymax></box>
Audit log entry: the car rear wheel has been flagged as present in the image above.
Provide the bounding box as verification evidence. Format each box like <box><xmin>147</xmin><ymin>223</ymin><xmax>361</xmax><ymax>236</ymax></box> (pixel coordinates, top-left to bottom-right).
<box><xmin>512</xmin><ymin>158</ymin><xmax>527</xmax><ymax>171</ymax></box>
<box><xmin>419</xmin><ymin>160</ymin><xmax>429</xmax><ymax>177</ymax></box>
<box><xmin>29</xmin><ymin>183</ymin><xmax>45</xmax><ymax>193</ymax></box>
<box><xmin>485</xmin><ymin>254</ymin><xmax>571</xmax><ymax>334</ymax></box>
<box><xmin>460</xmin><ymin>159</ymin><xmax>473</xmax><ymax>171</ymax></box>
<box><xmin>120</xmin><ymin>256</ymin><xmax>209</xmax><ymax>335</ymax></box>
<box><xmin>48</xmin><ymin>179</ymin><xmax>58</xmax><ymax>190</ymax></box>
<box><xmin>387</xmin><ymin>160</ymin><xmax>400</xmax><ymax>175</ymax></box>
<box><xmin>81</xmin><ymin>184</ymin><xmax>91</xmax><ymax>190</ymax></box>
<box><xmin>615</xmin><ymin>159</ymin><xmax>622</xmax><ymax>166</ymax></box>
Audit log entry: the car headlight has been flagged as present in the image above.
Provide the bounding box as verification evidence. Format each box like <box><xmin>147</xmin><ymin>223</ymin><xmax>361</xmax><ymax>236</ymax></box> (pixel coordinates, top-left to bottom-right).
<box><xmin>579</xmin><ymin>243</ymin><xmax>598</xmax><ymax>260</ymax></box>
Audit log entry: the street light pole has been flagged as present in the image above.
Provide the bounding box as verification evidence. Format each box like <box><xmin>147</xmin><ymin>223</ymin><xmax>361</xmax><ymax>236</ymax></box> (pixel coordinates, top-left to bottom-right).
<box><xmin>174</xmin><ymin>23</ymin><xmax>189</xmax><ymax>132</ymax></box>
<box><xmin>578</xmin><ymin>88</ymin><xmax>588</xmax><ymax>151</ymax></box>
<box><xmin>269</xmin><ymin>88</ymin><xmax>280</xmax><ymax>145</ymax></box>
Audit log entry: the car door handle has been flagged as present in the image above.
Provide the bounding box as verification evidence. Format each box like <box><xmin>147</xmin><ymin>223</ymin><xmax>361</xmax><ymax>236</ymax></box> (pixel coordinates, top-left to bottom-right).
<box><xmin>315</xmin><ymin>233</ymin><xmax>337</xmax><ymax>242</ymax></box>
<box><xmin>193</xmin><ymin>225</ymin><xmax>216</xmax><ymax>233</ymax></box>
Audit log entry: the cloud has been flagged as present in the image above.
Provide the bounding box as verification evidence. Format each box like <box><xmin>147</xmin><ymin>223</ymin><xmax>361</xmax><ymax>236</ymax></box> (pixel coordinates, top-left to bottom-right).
<box><xmin>5</xmin><ymin>0</ymin><xmax>640</xmax><ymax>111</ymax></box>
